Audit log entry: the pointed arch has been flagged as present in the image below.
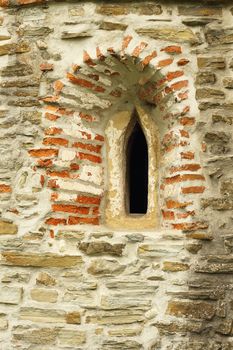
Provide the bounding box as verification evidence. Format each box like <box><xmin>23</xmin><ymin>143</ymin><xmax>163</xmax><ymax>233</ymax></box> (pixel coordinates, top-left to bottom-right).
<box><xmin>105</xmin><ymin>104</ymin><xmax>159</xmax><ymax>229</ymax></box>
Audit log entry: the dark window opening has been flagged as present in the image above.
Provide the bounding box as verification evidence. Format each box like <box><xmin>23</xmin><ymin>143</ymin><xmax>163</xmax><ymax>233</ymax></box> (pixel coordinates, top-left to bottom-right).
<box><xmin>126</xmin><ymin>120</ymin><xmax>148</xmax><ymax>214</ymax></box>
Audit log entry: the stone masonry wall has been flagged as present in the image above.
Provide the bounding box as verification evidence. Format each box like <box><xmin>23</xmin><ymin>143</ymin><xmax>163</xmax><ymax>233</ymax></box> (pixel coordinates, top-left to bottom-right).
<box><xmin>0</xmin><ymin>1</ymin><xmax>233</xmax><ymax>349</ymax></box>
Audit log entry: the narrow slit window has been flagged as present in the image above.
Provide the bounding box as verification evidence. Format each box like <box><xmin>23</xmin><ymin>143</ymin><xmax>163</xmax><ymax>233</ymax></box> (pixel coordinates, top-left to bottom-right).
<box><xmin>126</xmin><ymin>121</ymin><xmax>148</xmax><ymax>214</ymax></box>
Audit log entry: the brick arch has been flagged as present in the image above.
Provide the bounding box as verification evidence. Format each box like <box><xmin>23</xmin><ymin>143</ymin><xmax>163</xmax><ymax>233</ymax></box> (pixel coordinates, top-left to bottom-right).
<box><xmin>27</xmin><ymin>35</ymin><xmax>207</xmax><ymax>232</ymax></box>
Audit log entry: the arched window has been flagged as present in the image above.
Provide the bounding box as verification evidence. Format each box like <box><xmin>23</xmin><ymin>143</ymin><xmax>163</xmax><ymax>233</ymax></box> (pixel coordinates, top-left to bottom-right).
<box><xmin>126</xmin><ymin>118</ymin><xmax>148</xmax><ymax>215</ymax></box>
<box><xmin>105</xmin><ymin>104</ymin><xmax>159</xmax><ymax>229</ymax></box>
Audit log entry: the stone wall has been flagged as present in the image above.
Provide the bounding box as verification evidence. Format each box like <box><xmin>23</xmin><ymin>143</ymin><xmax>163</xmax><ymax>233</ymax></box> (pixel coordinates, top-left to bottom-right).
<box><xmin>0</xmin><ymin>1</ymin><xmax>233</xmax><ymax>349</ymax></box>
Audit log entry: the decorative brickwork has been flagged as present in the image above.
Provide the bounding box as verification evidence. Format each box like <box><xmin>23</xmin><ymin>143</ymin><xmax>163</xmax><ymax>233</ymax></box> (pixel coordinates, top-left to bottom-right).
<box><xmin>0</xmin><ymin>1</ymin><xmax>233</xmax><ymax>349</ymax></box>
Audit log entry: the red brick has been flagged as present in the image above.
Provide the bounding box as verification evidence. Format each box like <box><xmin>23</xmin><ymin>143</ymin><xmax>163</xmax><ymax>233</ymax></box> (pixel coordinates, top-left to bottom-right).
<box><xmin>176</xmin><ymin>211</ymin><xmax>195</xmax><ymax>219</ymax></box>
<box><xmin>54</xmin><ymin>80</ymin><xmax>64</xmax><ymax>93</ymax></box>
<box><xmin>43</xmin><ymin>137</ymin><xmax>68</xmax><ymax>147</ymax></box>
<box><xmin>73</xmin><ymin>142</ymin><xmax>102</xmax><ymax>154</ymax></box>
<box><xmin>162</xmin><ymin>210</ymin><xmax>175</xmax><ymax>220</ymax></box>
<box><xmin>132</xmin><ymin>42</ymin><xmax>148</xmax><ymax>57</ymax></box>
<box><xmin>0</xmin><ymin>0</ymin><xmax>9</xmax><ymax>7</ymax></box>
<box><xmin>158</xmin><ymin>58</ymin><xmax>174</xmax><ymax>68</ymax></box>
<box><xmin>40</xmin><ymin>63</ymin><xmax>54</xmax><ymax>71</ymax></box>
<box><xmin>45</xmin><ymin>112</ymin><xmax>59</xmax><ymax>121</ymax></box>
<box><xmin>37</xmin><ymin>159</ymin><xmax>53</xmax><ymax>168</ymax></box>
<box><xmin>166</xmin><ymin>70</ymin><xmax>184</xmax><ymax>81</ymax></box>
<box><xmin>166</xmin><ymin>199</ymin><xmax>193</xmax><ymax>209</ymax></box>
<box><xmin>45</xmin><ymin>218</ymin><xmax>67</xmax><ymax>226</ymax></box>
<box><xmin>92</xmin><ymin>206</ymin><xmax>99</xmax><ymax>216</ymax></box>
<box><xmin>178</xmin><ymin>91</ymin><xmax>188</xmax><ymax>100</ymax></box>
<box><xmin>161</xmin><ymin>45</ymin><xmax>182</xmax><ymax>54</ymax></box>
<box><xmin>202</xmin><ymin>142</ymin><xmax>207</xmax><ymax>152</ymax></box>
<box><xmin>83</xmin><ymin>50</ymin><xmax>96</xmax><ymax>66</ymax></box>
<box><xmin>17</xmin><ymin>0</ymin><xmax>45</xmax><ymax>5</ymax></box>
<box><xmin>165</xmin><ymin>174</ymin><xmax>205</xmax><ymax>184</ymax></box>
<box><xmin>182</xmin><ymin>186</ymin><xmax>205</xmax><ymax>194</ymax></box>
<box><xmin>180</xmin><ymin>117</ymin><xmax>195</xmax><ymax>126</ymax></box>
<box><xmin>172</xmin><ymin>222</ymin><xmax>208</xmax><ymax>231</ymax></box>
<box><xmin>171</xmin><ymin>80</ymin><xmax>188</xmax><ymax>91</ymax></box>
<box><xmin>80</xmin><ymin>112</ymin><xmax>95</xmax><ymax>122</ymax></box>
<box><xmin>180</xmin><ymin>129</ymin><xmax>189</xmax><ymax>138</ymax></box>
<box><xmin>68</xmin><ymin>216</ymin><xmax>99</xmax><ymax>225</ymax></box>
<box><xmin>122</xmin><ymin>35</ymin><xmax>132</xmax><ymax>51</ymax></box>
<box><xmin>52</xmin><ymin>204</ymin><xmax>89</xmax><ymax>215</ymax></box>
<box><xmin>170</xmin><ymin>164</ymin><xmax>201</xmax><ymax>173</ymax></box>
<box><xmin>76</xmin><ymin>195</ymin><xmax>101</xmax><ymax>205</ymax></box>
<box><xmin>47</xmin><ymin>170</ymin><xmax>70</xmax><ymax>178</ymax></box>
<box><xmin>96</xmin><ymin>46</ymin><xmax>105</xmax><ymax>61</ymax></box>
<box><xmin>44</xmin><ymin>127</ymin><xmax>63</xmax><ymax>135</ymax></box>
<box><xmin>40</xmin><ymin>175</ymin><xmax>45</xmax><ymax>187</ymax></box>
<box><xmin>70</xmin><ymin>163</ymin><xmax>80</xmax><ymax>171</ymax></box>
<box><xmin>29</xmin><ymin>149</ymin><xmax>58</xmax><ymax>158</ymax></box>
<box><xmin>78</xmin><ymin>152</ymin><xmax>102</xmax><ymax>163</ymax></box>
<box><xmin>181</xmin><ymin>151</ymin><xmax>194</xmax><ymax>160</ymax></box>
<box><xmin>48</xmin><ymin>179</ymin><xmax>59</xmax><ymax>189</ymax></box>
<box><xmin>141</xmin><ymin>50</ymin><xmax>157</xmax><ymax>67</ymax></box>
<box><xmin>51</xmin><ymin>192</ymin><xmax>58</xmax><ymax>201</ymax></box>
<box><xmin>0</xmin><ymin>184</ymin><xmax>11</xmax><ymax>193</ymax></box>
<box><xmin>67</xmin><ymin>73</ymin><xmax>105</xmax><ymax>93</ymax></box>
<box><xmin>177</xmin><ymin>58</ymin><xmax>190</xmax><ymax>66</ymax></box>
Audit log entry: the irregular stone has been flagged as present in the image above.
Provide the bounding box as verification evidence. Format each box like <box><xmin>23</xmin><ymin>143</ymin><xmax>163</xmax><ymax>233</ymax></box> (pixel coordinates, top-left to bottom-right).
<box><xmin>163</xmin><ymin>261</ymin><xmax>190</xmax><ymax>272</ymax></box>
<box><xmin>185</xmin><ymin>242</ymin><xmax>202</xmax><ymax>254</ymax></box>
<box><xmin>96</xmin><ymin>3</ymin><xmax>162</xmax><ymax>16</ymax></box>
<box><xmin>58</xmin><ymin>329</ymin><xmax>86</xmax><ymax>347</ymax></box>
<box><xmin>107</xmin><ymin>327</ymin><xmax>142</xmax><ymax>337</ymax></box>
<box><xmin>201</xmin><ymin>197</ymin><xmax>233</xmax><ymax>210</ymax></box>
<box><xmin>56</xmin><ymin>230</ymin><xmax>85</xmax><ymax>241</ymax></box>
<box><xmin>166</xmin><ymin>300</ymin><xmax>215</xmax><ymax>320</ymax></box>
<box><xmin>196</xmin><ymin>71</ymin><xmax>216</xmax><ymax>85</ymax></box>
<box><xmin>197</xmin><ymin>56</ymin><xmax>225</xmax><ymax>69</ymax></box>
<box><xmin>63</xmin><ymin>288</ymin><xmax>96</xmax><ymax>308</ymax></box>
<box><xmin>21</xmin><ymin>111</ymin><xmax>42</xmax><ymax>125</ymax></box>
<box><xmin>1</xmin><ymin>251</ymin><xmax>83</xmax><ymax>268</ymax></box>
<box><xmin>1</xmin><ymin>63</ymin><xmax>33</xmax><ymax>77</ymax></box>
<box><xmin>154</xmin><ymin>320</ymin><xmax>203</xmax><ymax>334</ymax></box>
<box><xmin>178</xmin><ymin>5</ymin><xmax>222</xmax><ymax>17</ymax></box>
<box><xmin>99</xmin><ymin>21</ymin><xmax>128</xmax><ymax>31</ymax></box>
<box><xmin>19</xmin><ymin>307</ymin><xmax>81</xmax><ymax>324</ymax></box>
<box><xmin>0</xmin><ymin>286</ymin><xmax>22</xmax><ymax>304</ymax></box>
<box><xmin>212</xmin><ymin>113</ymin><xmax>233</xmax><ymax>125</ymax></box>
<box><xmin>0</xmin><ymin>220</ymin><xmax>17</xmax><ymax>235</ymax></box>
<box><xmin>0</xmin><ymin>41</ymin><xmax>30</xmax><ymax>56</ymax></box>
<box><xmin>136</xmin><ymin>26</ymin><xmax>199</xmax><ymax>44</ymax></box>
<box><xmin>36</xmin><ymin>272</ymin><xmax>56</xmax><ymax>286</ymax></box>
<box><xmin>1</xmin><ymin>272</ymin><xmax>30</xmax><ymax>283</ymax></box>
<box><xmin>126</xmin><ymin>233</ymin><xmax>144</xmax><ymax>242</ymax></box>
<box><xmin>223</xmin><ymin>77</ymin><xmax>233</xmax><ymax>89</ymax></box>
<box><xmin>204</xmin><ymin>131</ymin><xmax>230</xmax><ymax>144</ymax></box>
<box><xmin>30</xmin><ymin>288</ymin><xmax>58</xmax><ymax>303</ymax></box>
<box><xmin>205</xmin><ymin>24</ymin><xmax>233</xmax><ymax>45</ymax></box>
<box><xmin>182</xmin><ymin>18</ymin><xmax>219</xmax><ymax>26</ymax></box>
<box><xmin>196</xmin><ymin>88</ymin><xmax>225</xmax><ymax>99</ymax></box>
<box><xmin>79</xmin><ymin>241</ymin><xmax>125</xmax><ymax>256</ymax></box>
<box><xmin>216</xmin><ymin>320</ymin><xmax>232</xmax><ymax>335</ymax></box>
<box><xmin>100</xmin><ymin>295</ymin><xmax>151</xmax><ymax>310</ymax></box>
<box><xmin>19</xmin><ymin>25</ymin><xmax>53</xmax><ymax>37</ymax></box>
<box><xmin>12</xmin><ymin>326</ymin><xmax>58</xmax><ymax>345</ymax></box>
<box><xmin>198</xmin><ymin>101</ymin><xmax>221</xmax><ymax>110</ymax></box>
<box><xmin>0</xmin><ymin>314</ymin><xmax>8</xmax><ymax>330</ymax></box>
<box><xmin>68</xmin><ymin>6</ymin><xmax>85</xmax><ymax>16</ymax></box>
<box><xmin>138</xmin><ymin>243</ymin><xmax>184</xmax><ymax>258</ymax></box>
<box><xmin>88</xmin><ymin>258</ymin><xmax>125</xmax><ymax>276</ymax></box>
<box><xmin>61</xmin><ymin>29</ymin><xmax>93</xmax><ymax>39</ymax></box>
<box><xmin>221</xmin><ymin>179</ymin><xmax>233</xmax><ymax>196</ymax></box>
<box><xmin>102</xmin><ymin>339</ymin><xmax>142</xmax><ymax>350</ymax></box>
<box><xmin>86</xmin><ymin>309</ymin><xmax>144</xmax><ymax>325</ymax></box>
